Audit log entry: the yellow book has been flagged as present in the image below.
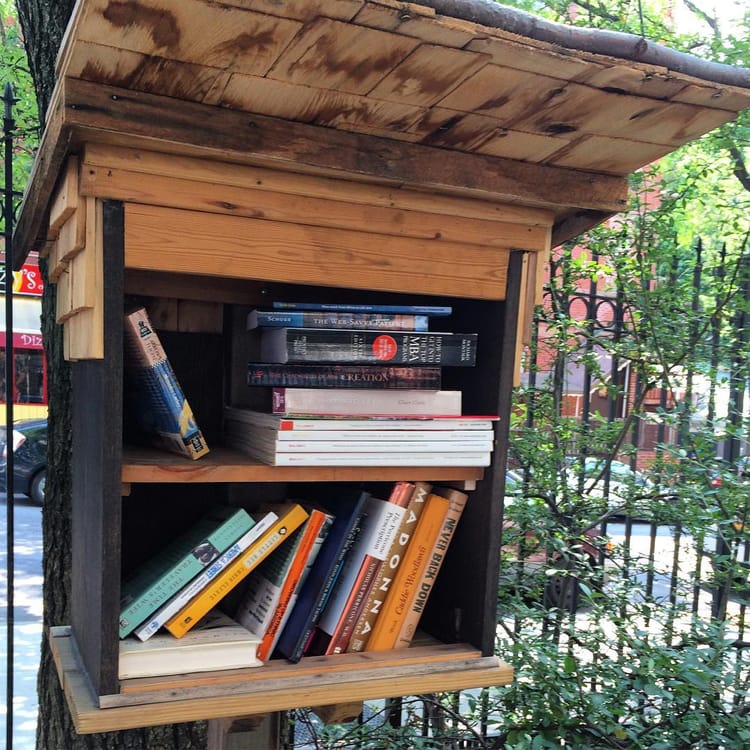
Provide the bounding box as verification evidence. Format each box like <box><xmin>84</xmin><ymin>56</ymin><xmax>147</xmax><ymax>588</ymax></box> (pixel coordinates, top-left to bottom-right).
<box><xmin>165</xmin><ymin>503</ymin><xmax>309</xmax><ymax>638</ymax></box>
<box><xmin>365</xmin><ymin>493</ymin><xmax>450</xmax><ymax>652</ymax></box>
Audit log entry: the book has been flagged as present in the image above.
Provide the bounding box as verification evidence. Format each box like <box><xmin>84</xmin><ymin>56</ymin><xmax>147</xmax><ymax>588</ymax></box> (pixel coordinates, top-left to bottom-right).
<box><xmin>275</xmin><ymin>491</ymin><xmax>370</xmax><ymax>663</ymax></box>
<box><xmin>247</xmin><ymin>363</ymin><xmax>442</xmax><ymax>389</ymax></box>
<box><xmin>164</xmin><ymin>503</ymin><xmax>309</xmax><ymax>638</ymax></box>
<box><xmin>247</xmin><ymin>309</ymin><xmax>429</xmax><ymax>331</ymax></box>
<box><xmin>224</xmin><ymin>406</ymin><xmax>498</xmax><ymax>432</ymax></box>
<box><xmin>119</xmin><ymin>610</ymin><xmax>262</xmax><ymax>679</ymax></box>
<box><xmin>348</xmin><ymin>481</ymin><xmax>431</xmax><ymax>653</ymax></box>
<box><xmin>225</xmin><ymin>429</ymin><xmax>494</xmax><ymax>454</ymax></box>
<box><xmin>271</xmin><ymin>301</ymin><xmax>452</xmax><ymax>316</ymax></box>
<box><xmin>235</xmin><ymin>508</ymin><xmax>333</xmax><ymax>662</ymax></box>
<box><xmin>133</xmin><ymin>510</ymin><xmax>279</xmax><ymax>641</ymax></box>
<box><xmin>260</xmin><ymin>328</ymin><xmax>477</xmax><ymax>366</ymax></box>
<box><xmin>228</xmin><ymin>446</ymin><xmax>492</xmax><ymax>467</ymax></box>
<box><xmin>123</xmin><ymin>306</ymin><xmax>210</xmax><ymax>460</ymax></box>
<box><xmin>365</xmin><ymin>492</ymin><xmax>452</xmax><ymax>652</ymax></box>
<box><xmin>313</xmin><ymin>482</ymin><xmax>416</xmax><ymax>655</ymax></box>
<box><xmin>270</xmin><ymin>387</ymin><xmax>462</xmax><ymax>417</ymax></box>
<box><xmin>227</xmin><ymin>426</ymin><xmax>495</xmax><ymax>443</ymax></box>
<box><xmin>393</xmin><ymin>487</ymin><xmax>468</xmax><ymax>649</ymax></box>
<box><xmin>118</xmin><ymin>506</ymin><xmax>254</xmax><ymax>638</ymax></box>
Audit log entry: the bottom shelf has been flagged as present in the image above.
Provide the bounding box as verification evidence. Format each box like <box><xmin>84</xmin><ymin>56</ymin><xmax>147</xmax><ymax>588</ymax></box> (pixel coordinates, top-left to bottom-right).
<box><xmin>50</xmin><ymin>626</ymin><xmax>513</xmax><ymax>734</ymax></box>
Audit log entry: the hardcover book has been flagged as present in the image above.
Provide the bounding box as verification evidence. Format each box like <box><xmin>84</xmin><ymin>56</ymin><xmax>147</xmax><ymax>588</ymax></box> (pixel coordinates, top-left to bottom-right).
<box><xmin>235</xmin><ymin>508</ymin><xmax>333</xmax><ymax>662</ymax></box>
<box><xmin>246</xmin><ymin>363</ymin><xmax>442</xmax><ymax>389</ymax></box>
<box><xmin>164</xmin><ymin>504</ymin><xmax>309</xmax><ymax>638</ymax></box>
<box><xmin>348</xmin><ymin>481</ymin><xmax>431</xmax><ymax>653</ymax></box>
<box><xmin>259</xmin><ymin>328</ymin><xmax>477</xmax><ymax>366</ymax></box>
<box><xmin>313</xmin><ymin>482</ymin><xmax>415</xmax><ymax>656</ymax></box>
<box><xmin>118</xmin><ymin>505</ymin><xmax>255</xmax><ymax>639</ymax></box>
<box><xmin>247</xmin><ymin>309</ymin><xmax>429</xmax><ymax>331</ymax></box>
<box><xmin>123</xmin><ymin>306</ymin><xmax>210</xmax><ymax>460</ymax></box>
<box><xmin>393</xmin><ymin>487</ymin><xmax>468</xmax><ymax>649</ymax></box>
<box><xmin>133</xmin><ymin>510</ymin><xmax>279</xmax><ymax>641</ymax></box>
<box><xmin>270</xmin><ymin>387</ymin><xmax>462</xmax><ymax>417</ymax></box>
<box><xmin>271</xmin><ymin>301</ymin><xmax>452</xmax><ymax>316</ymax></box>
<box><xmin>365</xmin><ymin>492</ymin><xmax>451</xmax><ymax>652</ymax></box>
<box><xmin>119</xmin><ymin>610</ymin><xmax>262</xmax><ymax>679</ymax></box>
<box><xmin>224</xmin><ymin>406</ymin><xmax>498</xmax><ymax>432</ymax></box>
<box><xmin>275</xmin><ymin>491</ymin><xmax>370</xmax><ymax>663</ymax></box>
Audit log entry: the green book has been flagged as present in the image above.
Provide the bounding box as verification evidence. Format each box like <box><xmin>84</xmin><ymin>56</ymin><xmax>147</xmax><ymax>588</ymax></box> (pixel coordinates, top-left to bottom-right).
<box><xmin>119</xmin><ymin>505</ymin><xmax>254</xmax><ymax>638</ymax></box>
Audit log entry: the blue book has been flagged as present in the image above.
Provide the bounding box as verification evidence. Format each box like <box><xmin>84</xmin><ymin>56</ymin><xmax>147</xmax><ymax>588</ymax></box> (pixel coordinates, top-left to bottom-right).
<box><xmin>272</xmin><ymin>301</ymin><xmax>452</xmax><ymax>316</ymax></box>
<box><xmin>275</xmin><ymin>491</ymin><xmax>370</xmax><ymax>662</ymax></box>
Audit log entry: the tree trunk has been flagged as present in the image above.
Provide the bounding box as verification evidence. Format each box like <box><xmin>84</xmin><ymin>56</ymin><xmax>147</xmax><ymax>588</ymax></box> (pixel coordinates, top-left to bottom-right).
<box><xmin>13</xmin><ymin>1</ymin><xmax>208</xmax><ymax>746</ymax></box>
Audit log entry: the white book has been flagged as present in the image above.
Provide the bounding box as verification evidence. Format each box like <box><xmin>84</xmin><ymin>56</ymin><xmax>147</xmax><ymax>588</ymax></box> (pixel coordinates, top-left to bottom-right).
<box><xmin>119</xmin><ymin>611</ymin><xmax>261</xmax><ymax>679</ymax></box>
<box><xmin>133</xmin><ymin>511</ymin><xmax>279</xmax><ymax>641</ymax></box>
<box><xmin>224</xmin><ymin>406</ymin><xmax>497</xmax><ymax>431</ymax></box>
<box><xmin>232</xmin><ymin>444</ymin><xmax>492</xmax><ymax>467</ymax></box>
<box><xmin>271</xmin><ymin>388</ymin><xmax>461</xmax><ymax>417</ymax></box>
<box><xmin>260</xmin><ymin>428</ymin><xmax>493</xmax><ymax>442</ymax></box>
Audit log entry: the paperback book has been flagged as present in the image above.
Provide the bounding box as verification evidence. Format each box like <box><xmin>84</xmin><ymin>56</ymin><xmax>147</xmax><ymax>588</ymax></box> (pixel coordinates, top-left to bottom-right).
<box><xmin>119</xmin><ymin>610</ymin><xmax>262</xmax><ymax>679</ymax></box>
<box><xmin>271</xmin><ymin>301</ymin><xmax>452</xmax><ymax>316</ymax></box>
<box><xmin>270</xmin><ymin>387</ymin><xmax>462</xmax><ymax>417</ymax></box>
<box><xmin>224</xmin><ymin>406</ymin><xmax>498</xmax><ymax>432</ymax></box>
<box><xmin>247</xmin><ymin>309</ymin><xmax>429</xmax><ymax>331</ymax></box>
<box><xmin>119</xmin><ymin>505</ymin><xmax>254</xmax><ymax>638</ymax></box>
<box><xmin>260</xmin><ymin>328</ymin><xmax>477</xmax><ymax>366</ymax></box>
<box><xmin>246</xmin><ymin>363</ymin><xmax>442</xmax><ymax>389</ymax></box>
<box><xmin>123</xmin><ymin>306</ymin><xmax>209</xmax><ymax>460</ymax></box>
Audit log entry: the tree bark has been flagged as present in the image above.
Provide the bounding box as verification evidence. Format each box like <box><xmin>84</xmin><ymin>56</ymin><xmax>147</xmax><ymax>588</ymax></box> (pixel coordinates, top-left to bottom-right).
<box><xmin>13</xmin><ymin>1</ymin><xmax>208</xmax><ymax>746</ymax></box>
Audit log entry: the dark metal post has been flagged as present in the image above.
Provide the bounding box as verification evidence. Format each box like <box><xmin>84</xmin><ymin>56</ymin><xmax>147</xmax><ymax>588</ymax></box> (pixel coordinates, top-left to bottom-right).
<box><xmin>3</xmin><ymin>80</ymin><xmax>16</xmax><ymax>750</ymax></box>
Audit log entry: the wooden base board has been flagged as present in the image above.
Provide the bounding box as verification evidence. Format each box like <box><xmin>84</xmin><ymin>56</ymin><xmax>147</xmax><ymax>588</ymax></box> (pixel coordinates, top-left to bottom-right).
<box><xmin>50</xmin><ymin>626</ymin><xmax>512</xmax><ymax>735</ymax></box>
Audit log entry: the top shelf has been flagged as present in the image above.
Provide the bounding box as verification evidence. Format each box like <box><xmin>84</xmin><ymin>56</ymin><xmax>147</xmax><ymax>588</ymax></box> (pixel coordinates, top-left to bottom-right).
<box><xmin>121</xmin><ymin>446</ymin><xmax>485</xmax><ymax>486</ymax></box>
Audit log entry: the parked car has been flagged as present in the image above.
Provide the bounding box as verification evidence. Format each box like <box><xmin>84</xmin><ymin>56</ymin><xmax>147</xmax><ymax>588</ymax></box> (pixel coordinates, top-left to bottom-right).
<box><xmin>0</xmin><ymin>418</ymin><xmax>48</xmax><ymax>503</ymax></box>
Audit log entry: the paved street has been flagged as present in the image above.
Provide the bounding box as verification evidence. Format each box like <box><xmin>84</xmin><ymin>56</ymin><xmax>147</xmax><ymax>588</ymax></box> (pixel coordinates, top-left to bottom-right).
<box><xmin>0</xmin><ymin>494</ymin><xmax>43</xmax><ymax>750</ymax></box>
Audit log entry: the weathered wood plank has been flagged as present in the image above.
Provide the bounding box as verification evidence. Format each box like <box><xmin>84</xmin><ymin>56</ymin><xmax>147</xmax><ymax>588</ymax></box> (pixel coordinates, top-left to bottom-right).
<box><xmin>48</xmin><ymin>156</ymin><xmax>79</xmax><ymax>236</ymax></box>
<box><xmin>82</xmin><ymin>143</ymin><xmax>555</xmax><ymax>227</ymax></box>
<box><xmin>124</xmin><ymin>203</ymin><xmax>510</xmax><ymax>299</ymax></box>
<box><xmin>61</xmin><ymin>78</ymin><xmax>629</xmax><ymax>213</ymax></box>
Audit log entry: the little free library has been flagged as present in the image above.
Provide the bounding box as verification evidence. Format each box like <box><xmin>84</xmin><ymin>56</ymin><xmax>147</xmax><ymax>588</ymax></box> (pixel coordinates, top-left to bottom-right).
<box><xmin>13</xmin><ymin>0</ymin><xmax>750</xmax><ymax>738</ymax></box>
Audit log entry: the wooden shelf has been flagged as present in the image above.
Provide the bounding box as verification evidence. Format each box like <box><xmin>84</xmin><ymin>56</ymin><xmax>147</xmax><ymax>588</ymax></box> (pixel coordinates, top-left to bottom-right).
<box><xmin>50</xmin><ymin>626</ymin><xmax>512</xmax><ymax>734</ymax></box>
<box><xmin>121</xmin><ymin>446</ymin><xmax>485</xmax><ymax>485</ymax></box>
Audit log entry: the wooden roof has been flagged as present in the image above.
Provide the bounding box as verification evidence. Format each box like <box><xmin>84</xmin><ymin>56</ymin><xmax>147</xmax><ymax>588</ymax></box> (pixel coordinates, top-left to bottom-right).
<box><xmin>15</xmin><ymin>0</ymin><xmax>750</xmax><ymax>258</ymax></box>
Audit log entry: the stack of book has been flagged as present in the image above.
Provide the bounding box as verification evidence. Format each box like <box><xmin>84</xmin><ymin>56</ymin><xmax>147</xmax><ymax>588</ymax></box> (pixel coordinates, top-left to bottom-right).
<box><xmin>235</xmin><ymin>482</ymin><xmax>467</xmax><ymax>662</ymax></box>
<box><xmin>229</xmin><ymin>301</ymin><xmax>494</xmax><ymax>466</ymax></box>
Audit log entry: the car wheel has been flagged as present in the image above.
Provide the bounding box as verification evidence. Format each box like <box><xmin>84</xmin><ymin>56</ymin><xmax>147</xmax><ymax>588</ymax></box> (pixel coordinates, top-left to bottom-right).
<box><xmin>30</xmin><ymin>469</ymin><xmax>46</xmax><ymax>504</ymax></box>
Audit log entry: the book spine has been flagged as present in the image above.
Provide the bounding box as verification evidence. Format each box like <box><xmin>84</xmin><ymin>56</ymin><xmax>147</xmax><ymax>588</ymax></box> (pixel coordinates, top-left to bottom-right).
<box><xmin>271</xmin><ymin>388</ymin><xmax>461</xmax><ymax>417</ymax></box>
<box><xmin>393</xmin><ymin>488</ymin><xmax>468</xmax><ymax>649</ymax></box>
<box><xmin>242</xmin><ymin>451</ymin><xmax>492</xmax><ymax>467</ymax></box>
<box><xmin>165</xmin><ymin>506</ymin><xmax>309</xmax><ymax>638</ymax></box>
<box><xmin>119</xmin><ymin>508</ymin><xmax>254</xmax><ymax>638</ymax></box>
<box><xmin>364</xmin><ymin>493</ymin><xmax>450</xmax><ymax>652</ymax></box>
<box><xmin>271</xmin><ymin>301</ymin><xmax>452</xmax><ymax>316</ymax></box>
<box><xmin>134</xmin><ymin>512</ymin><xmax>278</xmax><ymax>641</ymax></box>
<box><xmin>237</xmin><ymin>436</ymin><xmax>493</xmax><ymax>453</ymax></box>
<box><xmin>348</xmin><ymin>482</ymin><xmax>431</xmax><ymax>653</ymax></box>
<box><xmin>261</xmin><ymin>329</ymin><xmax>477</xmax><ymax>366</ymax></box>
<box><xmin>324</xmin><ymin>482</ymin><xmax>415</xmax><ymax>655</ymax></box>
<box><xmin>248</xmin><ymin>310</ymin><xmax>429</xmax><ymax>331</ymax></box>
<box><xmin>246</xmin><ymin>364</ymin><xmax>442</xmax><ymax>389</ymax></box>
<box><xmin>255</xmin><ymin>512</ymin><xmax>331</xmax><ymax>661</ymax></box>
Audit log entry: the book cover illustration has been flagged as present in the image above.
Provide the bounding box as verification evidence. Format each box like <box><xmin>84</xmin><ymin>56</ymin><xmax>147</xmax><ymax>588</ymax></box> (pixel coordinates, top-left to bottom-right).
<box><xmin>119</xmin><ymin>505</ymin><xmax>254</xmax><ymax>638</ymax></box>
<box><xmin>123</xmin><ymin>306</ymin><xmax>209</xmax><ymax>459</ymax></box>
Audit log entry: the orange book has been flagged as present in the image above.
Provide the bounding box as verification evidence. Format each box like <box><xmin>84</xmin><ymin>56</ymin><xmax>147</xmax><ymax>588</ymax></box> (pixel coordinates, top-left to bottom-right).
<box><xmin>364</xmin><ymin>492</ymin><xmax>450</xmax><ymax>652</ymax></box>
<box><xmin>394</xmin><ymin>487</ymin><xmax>467</xmax><ymax>649</ymax></box>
